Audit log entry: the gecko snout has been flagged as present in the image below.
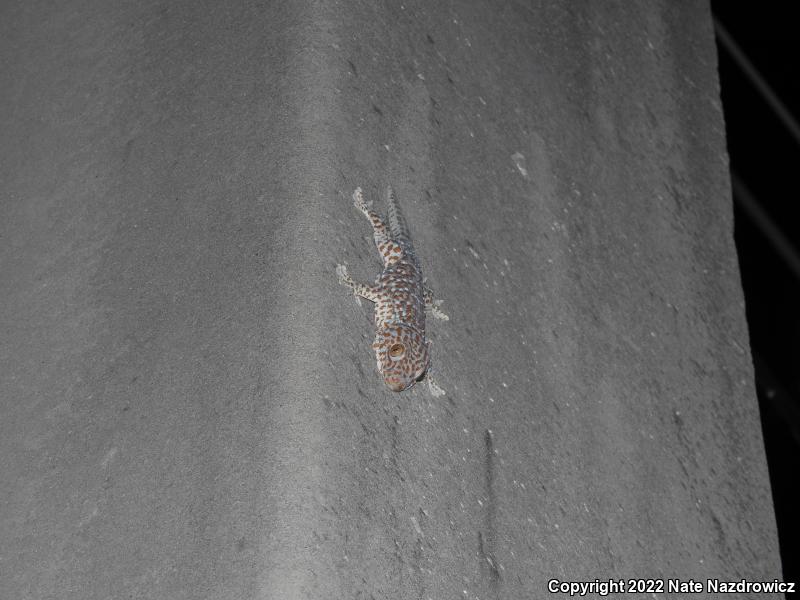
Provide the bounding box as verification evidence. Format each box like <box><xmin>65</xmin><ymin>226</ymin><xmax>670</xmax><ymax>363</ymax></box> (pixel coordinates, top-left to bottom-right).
<box><xmin>384</xmin><ymin>375</ymin><xmax>409</xmax><ymax>392</ymax></box>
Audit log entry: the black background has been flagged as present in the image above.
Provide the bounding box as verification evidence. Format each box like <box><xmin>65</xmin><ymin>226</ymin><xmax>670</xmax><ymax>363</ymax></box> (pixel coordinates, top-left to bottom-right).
<box><xmin>713</xmin><ymin>1</ymin><xmax>799</xmax><ymax>584</ymax></box>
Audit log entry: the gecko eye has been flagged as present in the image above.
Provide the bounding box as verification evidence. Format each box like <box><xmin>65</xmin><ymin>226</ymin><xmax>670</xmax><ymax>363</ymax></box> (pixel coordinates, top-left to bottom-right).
<box><xmin>388</xmin><ymin>343</ymin><xmax>406</xmax><ymax>360</ymax></box>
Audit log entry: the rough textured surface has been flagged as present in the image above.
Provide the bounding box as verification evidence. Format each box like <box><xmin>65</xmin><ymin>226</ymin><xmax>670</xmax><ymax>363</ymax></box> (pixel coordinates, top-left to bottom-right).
<box><xmin>0</xmin><ymin>1</ymin><xmax>782</xmax><ymax>599</ymax></box>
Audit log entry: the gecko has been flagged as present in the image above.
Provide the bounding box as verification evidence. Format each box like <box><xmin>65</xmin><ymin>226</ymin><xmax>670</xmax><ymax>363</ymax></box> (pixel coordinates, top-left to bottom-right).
<box><xmin>336</xmin><ymin>186</ymin><xmax>449</xmax><ymax>396</ymax></box>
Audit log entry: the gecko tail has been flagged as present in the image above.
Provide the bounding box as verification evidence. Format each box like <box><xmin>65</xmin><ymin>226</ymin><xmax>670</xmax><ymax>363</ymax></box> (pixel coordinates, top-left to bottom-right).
<box><xmin>386</xmin><ymin>185</ymin><xmax>412</xmax><ymax>246</ymax></box>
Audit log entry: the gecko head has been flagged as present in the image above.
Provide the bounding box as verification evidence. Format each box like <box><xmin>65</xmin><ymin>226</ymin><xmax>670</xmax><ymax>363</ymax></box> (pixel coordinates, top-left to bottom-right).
<box><xmin>372</xmin><ymin>323</ymin><xmax>430</xmax><ymax>392</ymax></box>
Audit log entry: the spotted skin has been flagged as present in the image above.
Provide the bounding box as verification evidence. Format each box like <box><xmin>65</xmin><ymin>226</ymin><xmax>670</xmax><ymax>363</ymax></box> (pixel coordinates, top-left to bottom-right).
<box><xmin>337</xmin><ymin>186</ymin><xmax>448</xmax><ymax>395</ymax></box>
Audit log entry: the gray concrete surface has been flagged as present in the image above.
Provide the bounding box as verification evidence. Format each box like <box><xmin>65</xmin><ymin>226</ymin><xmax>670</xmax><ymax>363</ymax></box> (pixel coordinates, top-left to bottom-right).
<box><xmin>0</xmin><ymin>0</ymin><xmax>784</xmax><ymax>598</ymax></box>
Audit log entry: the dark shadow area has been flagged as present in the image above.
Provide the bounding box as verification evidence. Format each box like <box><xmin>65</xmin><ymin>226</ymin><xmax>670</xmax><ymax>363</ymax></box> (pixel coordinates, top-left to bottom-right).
<box><xmin>713</xmin><ymin>1</ymin><xmax>800</xmax><ymax>583</ymax></box>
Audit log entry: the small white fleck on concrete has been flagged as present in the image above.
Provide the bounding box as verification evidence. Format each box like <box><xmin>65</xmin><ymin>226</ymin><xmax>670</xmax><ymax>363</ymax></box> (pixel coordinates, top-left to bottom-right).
<box><xmin>511</xmin><ymin>152</ymin><xmax>528</xmax><ymax>178</ymax></box>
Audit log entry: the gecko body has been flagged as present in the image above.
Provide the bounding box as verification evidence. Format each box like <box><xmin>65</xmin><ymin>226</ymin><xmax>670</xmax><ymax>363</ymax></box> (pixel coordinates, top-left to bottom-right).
<box><xmin>337</xmin><ymin>186</ymin><xmax>448</xmax><ymax>396</ymax></box>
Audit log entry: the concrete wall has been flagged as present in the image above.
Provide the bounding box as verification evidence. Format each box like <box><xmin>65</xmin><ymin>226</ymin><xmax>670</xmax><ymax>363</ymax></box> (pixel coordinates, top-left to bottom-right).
<box><xmin>0</xmin><ymin>1</ymin><xmax>783</xmax><ymax>598</ymax></box>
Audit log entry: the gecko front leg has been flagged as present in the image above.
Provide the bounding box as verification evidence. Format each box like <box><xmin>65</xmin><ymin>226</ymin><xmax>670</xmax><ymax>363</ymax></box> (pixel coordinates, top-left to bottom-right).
<box><xmin>425</xmin><ymin>364</ymin><xmax>446</xmax><ymax>397</ymax></box>
<box><xmin>424</xmin><ymin>288</ymin><xmax>449</xmax><ymax>321</ymax></box>
<box><xmin>421</xmin><ymin>339</ymin><xmax>446</xmax><ymax>396</ymax></box>
<box><xmin>336</xmin><ymin>264</ymin><xmax>380</xmax><ymax>306</ymax></box>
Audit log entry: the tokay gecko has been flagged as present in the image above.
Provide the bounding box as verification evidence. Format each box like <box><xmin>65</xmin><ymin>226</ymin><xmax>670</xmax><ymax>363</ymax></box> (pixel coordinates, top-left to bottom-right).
<box><xmin>336</xmin><ymin>186</ymin><xmax>449</xmax><ymax>396</ymax></box>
